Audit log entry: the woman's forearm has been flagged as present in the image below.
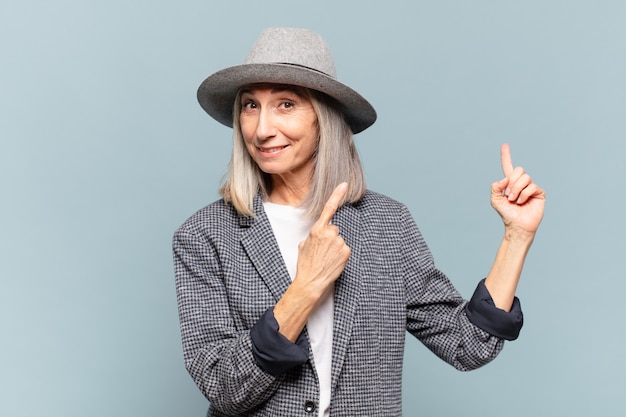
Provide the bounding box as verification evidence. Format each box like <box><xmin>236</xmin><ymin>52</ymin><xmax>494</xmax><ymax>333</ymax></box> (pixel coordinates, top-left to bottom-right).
<box><xmin>484</xmin><ymin>229</ymin><xmax>535</xmax><ymax>311</ymax></box>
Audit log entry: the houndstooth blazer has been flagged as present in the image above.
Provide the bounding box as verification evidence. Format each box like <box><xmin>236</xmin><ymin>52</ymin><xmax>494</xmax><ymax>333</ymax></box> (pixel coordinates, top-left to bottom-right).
<box><xmin>173</xmin><ymin>190</ymin><xmax>510</xmax><ymax>417</ymax></box>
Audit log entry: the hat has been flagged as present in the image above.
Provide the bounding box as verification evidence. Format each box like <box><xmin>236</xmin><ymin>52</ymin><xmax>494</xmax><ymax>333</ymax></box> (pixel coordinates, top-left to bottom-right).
<box><xmin>197</xmin><ymin>27</ymin><xmax>377</xmax><ymax>134</ymax></box>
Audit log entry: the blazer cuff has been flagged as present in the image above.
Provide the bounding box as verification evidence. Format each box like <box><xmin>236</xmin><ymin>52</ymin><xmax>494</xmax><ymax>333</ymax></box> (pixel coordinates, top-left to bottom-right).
<box><xmin>250</xmin><ymin>307</ymin><xmax>310</xmax><ymax>376</ymax></box>
<box><xmin>465</xmin><ymin>278</ymin><xmax>524</xmax><ymax>341</ymax></box>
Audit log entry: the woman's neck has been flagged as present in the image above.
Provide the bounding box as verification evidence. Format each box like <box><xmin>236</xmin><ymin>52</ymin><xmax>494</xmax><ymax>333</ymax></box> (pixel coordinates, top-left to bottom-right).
<box><xmin>268</xmin><ymin>175</ymin><xmax>310</xmax><ymax>206</ymax></box>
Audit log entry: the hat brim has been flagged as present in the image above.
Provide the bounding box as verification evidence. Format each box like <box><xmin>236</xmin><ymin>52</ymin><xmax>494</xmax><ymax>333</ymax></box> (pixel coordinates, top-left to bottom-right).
<box><xmin>197</xmin><ymin>63</ymin><xmax>376</xmax><ymax>134</ymax></box>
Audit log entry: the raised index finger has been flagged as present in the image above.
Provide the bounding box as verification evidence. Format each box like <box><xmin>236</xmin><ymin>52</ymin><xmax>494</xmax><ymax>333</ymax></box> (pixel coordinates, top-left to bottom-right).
<box><xmin>500</xmin><ymin>143</ymin><xmax>514</xmax><ymax>177</ymax></box>
<box><xmin>317</xmin><ymin>182</ymin><xmax>348</xmax><ymax>226</ymax></box>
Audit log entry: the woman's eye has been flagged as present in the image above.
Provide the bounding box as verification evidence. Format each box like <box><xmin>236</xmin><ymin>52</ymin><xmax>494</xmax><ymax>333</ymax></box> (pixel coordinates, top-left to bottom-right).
<box><xmin>242</xmin><ymin>101</ymin><xmax>257</xmax><ymax>110</ymax></box>
<box><xmin>281</xmin><ymin>101</ymin><xmax>295</xmax><ymax>109</ymax></box>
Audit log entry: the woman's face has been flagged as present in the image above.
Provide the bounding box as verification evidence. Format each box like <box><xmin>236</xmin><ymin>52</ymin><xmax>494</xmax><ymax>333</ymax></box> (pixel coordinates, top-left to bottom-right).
<box><xmin>239</xmin><ymin>84</ymin><xmax>319</xmax><ymax>185</ymax></box>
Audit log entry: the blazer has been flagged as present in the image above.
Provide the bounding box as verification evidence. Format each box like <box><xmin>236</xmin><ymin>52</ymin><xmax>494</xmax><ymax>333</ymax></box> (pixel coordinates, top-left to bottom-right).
<box><xmin>173</xmin><ymin>191</ymin><xmax>519</xmax><ymax>417</ymax></box>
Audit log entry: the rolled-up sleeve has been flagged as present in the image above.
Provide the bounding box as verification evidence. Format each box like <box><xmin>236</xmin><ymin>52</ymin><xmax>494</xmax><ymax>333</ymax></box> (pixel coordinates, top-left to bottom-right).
<box><xmin>465</xmin><ymin>278</ymin><xmax>523</xmax><ymax>341</ymax></box>
<box><xmin>250</xmin><ymin>308</ymin><xmax>310</xmax><ymax>376</ymax></box>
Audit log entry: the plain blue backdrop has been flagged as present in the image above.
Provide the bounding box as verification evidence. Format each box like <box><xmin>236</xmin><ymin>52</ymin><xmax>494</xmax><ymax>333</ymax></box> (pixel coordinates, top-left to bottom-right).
<box><xmin>2</xmin><ymin>1</ymin><xmax>625</xmax><ymax>416</ymax></box>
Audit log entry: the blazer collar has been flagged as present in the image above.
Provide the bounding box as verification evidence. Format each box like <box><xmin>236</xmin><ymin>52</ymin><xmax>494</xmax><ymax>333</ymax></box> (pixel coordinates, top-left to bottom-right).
<box><xmin>239</xmin><ymin>194</ymin><xmax>292</xmax><ymax>302</ymax></box>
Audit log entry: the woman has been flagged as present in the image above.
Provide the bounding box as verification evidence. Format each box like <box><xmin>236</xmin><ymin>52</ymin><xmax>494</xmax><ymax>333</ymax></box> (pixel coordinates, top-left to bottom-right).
<box><xmin>173</xmin><ymin>28</ymin><xmax>545</xmax><ymax>417</ymax></box>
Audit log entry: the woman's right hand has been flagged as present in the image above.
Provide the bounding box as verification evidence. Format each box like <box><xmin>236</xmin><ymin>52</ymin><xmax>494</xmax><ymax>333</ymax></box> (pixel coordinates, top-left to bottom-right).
<box><xmin>273</xmin><ymin>182</ymin><xmax>351</xmax><ymax>342</ymax></box>
<box><xmin>296</xmin><ymin>182</ymin><xmax>351</xmax><ymax>295</ymax></box>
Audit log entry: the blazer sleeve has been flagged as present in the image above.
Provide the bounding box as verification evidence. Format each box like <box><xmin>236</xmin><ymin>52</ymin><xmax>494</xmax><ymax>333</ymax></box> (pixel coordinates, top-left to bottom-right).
<box><xmin>173</xmin><ymin>227</ymin><xmax>281</xmax><ymax>414</ymax></box>
<box><xmin>399</xmin><ymin>205</ymin><xmax>507</xmax><ymax>371</ymax></box>
<box><xmin>466</xmin><ymin>278</ymin><xmax>523</xmax><ymax>341</ymax></box>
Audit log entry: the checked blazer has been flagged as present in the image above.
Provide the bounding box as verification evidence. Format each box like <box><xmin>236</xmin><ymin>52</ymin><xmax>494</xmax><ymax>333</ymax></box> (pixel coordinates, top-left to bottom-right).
<box><xmin>173</xmin><ymin>190</ymin><xmax>508</xmax><ymax>417</ymax></box>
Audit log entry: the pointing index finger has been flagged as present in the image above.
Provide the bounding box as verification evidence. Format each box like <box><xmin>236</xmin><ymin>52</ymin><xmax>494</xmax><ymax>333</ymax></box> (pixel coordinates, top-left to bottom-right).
<box><xmin>317</xmin><ymin>182</ymin><xmax>348</xmax><ymax>226</ymax></box>
<box><xmin>500</xmin><ymin>143</ymin><xmax>514</xmax><ymax>177</ymax></box>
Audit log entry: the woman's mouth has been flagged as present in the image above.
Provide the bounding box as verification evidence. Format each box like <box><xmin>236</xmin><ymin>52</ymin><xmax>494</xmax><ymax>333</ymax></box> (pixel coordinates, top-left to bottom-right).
<box><xmin>257</xmin><ymin>145</ymin><xmax>288</xmax><ymax>154</ymax></box>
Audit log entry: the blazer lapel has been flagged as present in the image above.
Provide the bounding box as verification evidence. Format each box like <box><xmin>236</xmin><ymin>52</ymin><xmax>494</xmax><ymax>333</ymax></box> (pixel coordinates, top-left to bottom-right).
<box><xmin>330</xmin><ymin>203</ymin><xmax>362</xmax><ymax>389</ymax></box>
<box><xmin>239</xmin><ymin>196</ymin><xmax>292</xmax><ymax>302</ymax></box>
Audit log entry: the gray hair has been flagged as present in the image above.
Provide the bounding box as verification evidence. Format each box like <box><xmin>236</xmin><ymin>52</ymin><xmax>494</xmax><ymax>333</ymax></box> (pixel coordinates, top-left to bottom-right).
<box><xmin>220</xmin><ymin>86</ymin><xmax>366</xmax><ymax>219</ymax></box>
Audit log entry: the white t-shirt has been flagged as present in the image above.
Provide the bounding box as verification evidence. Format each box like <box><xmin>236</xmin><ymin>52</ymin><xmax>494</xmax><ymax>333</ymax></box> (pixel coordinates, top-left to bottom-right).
<box><xmin>264</xmin><ymin>202</ymin><xmax>334</xmax><ymax>417</ymax></box>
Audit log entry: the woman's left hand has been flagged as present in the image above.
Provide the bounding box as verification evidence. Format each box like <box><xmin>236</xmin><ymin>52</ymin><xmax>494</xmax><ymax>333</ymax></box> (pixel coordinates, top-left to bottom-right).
<box><xmin>491</xmin><ymin>143</ymin><xmax>545</xmax><ymax>237</ymax></box>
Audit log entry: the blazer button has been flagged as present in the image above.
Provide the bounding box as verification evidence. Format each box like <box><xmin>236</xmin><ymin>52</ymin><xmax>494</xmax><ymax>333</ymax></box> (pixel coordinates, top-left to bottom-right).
<box><xmin>304</xmin><ymin>400</ymin><xmax>316</xmax><ymax>413</ymax></box>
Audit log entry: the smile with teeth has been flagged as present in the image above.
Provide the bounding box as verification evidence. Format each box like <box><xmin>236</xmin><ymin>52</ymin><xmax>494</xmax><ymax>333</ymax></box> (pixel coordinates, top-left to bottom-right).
<box><xmin>258</xmin><ymin>145</ymin><xmax>288</xmax><ymax>154</ymax></box>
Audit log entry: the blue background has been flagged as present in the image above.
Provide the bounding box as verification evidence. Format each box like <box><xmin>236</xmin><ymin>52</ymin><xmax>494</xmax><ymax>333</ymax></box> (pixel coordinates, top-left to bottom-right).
<box><xmin>2</xmin><ymin>1</ymin><xmax>625</xmax><ymax>415</ymax></box>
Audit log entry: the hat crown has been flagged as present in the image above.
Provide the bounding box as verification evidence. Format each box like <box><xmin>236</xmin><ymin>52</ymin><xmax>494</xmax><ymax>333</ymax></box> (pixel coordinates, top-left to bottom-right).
<box><xmin>244</xmin><ymin>28</ymin><xmax>337</xmax><ymax>78</ymax></box>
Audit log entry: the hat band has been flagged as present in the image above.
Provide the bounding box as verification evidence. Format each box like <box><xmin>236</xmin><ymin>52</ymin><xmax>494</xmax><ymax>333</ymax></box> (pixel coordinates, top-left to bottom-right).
<box><xmin>272</xmin><ymin>62</ymin><xmax>335</xmax><ymax>79</ymax></box>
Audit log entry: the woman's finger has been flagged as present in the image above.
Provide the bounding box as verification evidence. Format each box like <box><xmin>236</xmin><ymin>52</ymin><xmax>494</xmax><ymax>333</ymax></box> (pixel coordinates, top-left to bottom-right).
<box><xmin>316</xmin><ymin>182</ymin><xmax>348</xmax><ymax>227</ymax></box>
<box><xmin>500</xmin><ymin>143</ymin><xmax>514</xmax><ymax>177</ymax></box>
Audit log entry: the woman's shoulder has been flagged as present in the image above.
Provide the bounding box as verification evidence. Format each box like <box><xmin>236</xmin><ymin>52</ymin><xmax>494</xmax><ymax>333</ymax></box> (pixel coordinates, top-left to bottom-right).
<box><xmin>346</xmin><ymin>190</ymin><xmax>413</xmax><ymax>227</ymax></box>
<box><xmin>354</xmin><ymin>190</ymin><xmax>408</xmax><ymax>213</ymax></box>
<box><xmin>175</xmin><ymin>198</ymin><xmax>240</xmax><ymax>236</ymax></box>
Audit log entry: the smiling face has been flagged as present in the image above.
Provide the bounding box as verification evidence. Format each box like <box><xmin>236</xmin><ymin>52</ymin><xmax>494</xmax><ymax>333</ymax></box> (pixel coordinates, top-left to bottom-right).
<box><xmin>239</xmin><ymin>84</ymin><xmax>319</xmax><ymax>191</ymax></box>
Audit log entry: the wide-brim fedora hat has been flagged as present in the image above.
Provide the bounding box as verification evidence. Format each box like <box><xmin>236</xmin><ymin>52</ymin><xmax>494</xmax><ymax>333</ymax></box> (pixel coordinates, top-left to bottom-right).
<box><xmin>197</xmin><ymin>27</ymin><xmax>377</xmax><ymax>134</ymax></box>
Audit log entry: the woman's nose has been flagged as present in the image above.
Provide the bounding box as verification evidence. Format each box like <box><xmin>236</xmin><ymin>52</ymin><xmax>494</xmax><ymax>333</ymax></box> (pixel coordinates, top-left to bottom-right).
<box><xmin>255</xmin><ymin>108</ymin><xmax>277</xmax><ymax>140</ymax></box>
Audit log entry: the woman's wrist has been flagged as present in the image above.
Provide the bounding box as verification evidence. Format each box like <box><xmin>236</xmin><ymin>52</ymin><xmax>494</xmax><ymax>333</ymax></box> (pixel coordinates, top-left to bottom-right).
<box><xmin>503</xmin><ymin>225</ymin><xmax>536</xmax><ymax>246</ymax></box>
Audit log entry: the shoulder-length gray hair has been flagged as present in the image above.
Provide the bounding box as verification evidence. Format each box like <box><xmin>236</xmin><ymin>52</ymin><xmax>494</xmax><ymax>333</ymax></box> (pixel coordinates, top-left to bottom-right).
<box><xmin>219</xmin><ymin>85</ymin><xmax>366</xmax><ymax>219</ymax></box>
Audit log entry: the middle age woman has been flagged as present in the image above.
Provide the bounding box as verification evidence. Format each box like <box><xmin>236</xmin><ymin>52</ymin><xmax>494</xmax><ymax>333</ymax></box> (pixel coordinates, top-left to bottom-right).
<box><xmin>174</xmin><ymin>27</ymin><xmax>545</xmax><ymax>417</ymax></box>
